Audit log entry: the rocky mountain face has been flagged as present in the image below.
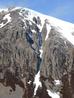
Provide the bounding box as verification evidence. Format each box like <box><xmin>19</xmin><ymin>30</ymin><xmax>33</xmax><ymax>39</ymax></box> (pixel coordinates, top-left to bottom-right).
<box><xmin>0</xmin><ymin>7</ymin><xmax>74</xmax><ymax>98</ymax></box>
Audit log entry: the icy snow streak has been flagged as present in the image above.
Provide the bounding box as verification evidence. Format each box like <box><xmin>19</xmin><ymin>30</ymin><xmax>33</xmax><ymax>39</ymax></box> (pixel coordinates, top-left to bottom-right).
<box><xmin>0</xmin><ymin>13</ymin><xmax>11</xmax><ymax>28</ymax></box>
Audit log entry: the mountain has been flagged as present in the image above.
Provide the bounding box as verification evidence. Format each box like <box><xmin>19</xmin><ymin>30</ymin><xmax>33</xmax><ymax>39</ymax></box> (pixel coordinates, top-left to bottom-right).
<box><xmin>0</xmin><ymin>7</ymin><xmax>74</xmax><ymax>98</ymax></box>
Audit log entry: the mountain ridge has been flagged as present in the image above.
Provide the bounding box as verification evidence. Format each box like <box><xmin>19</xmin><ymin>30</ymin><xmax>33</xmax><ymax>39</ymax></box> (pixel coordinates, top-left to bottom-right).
<box><xmin>0</xmin><ymin>7</ymin><xmax>74</xmax><ymax>98</ymax></box>
<box><xmin>0</xmin><ymin>7</ymin><xmax>74</xmax><ymax>45</ymax></box>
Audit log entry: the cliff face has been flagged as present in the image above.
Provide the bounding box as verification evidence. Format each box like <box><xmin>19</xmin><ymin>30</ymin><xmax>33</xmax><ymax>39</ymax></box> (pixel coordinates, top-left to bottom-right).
<box><xmin>0</xmin><ymin>7</ymin><xmax>74</xmax><ymax>98</ymax></box>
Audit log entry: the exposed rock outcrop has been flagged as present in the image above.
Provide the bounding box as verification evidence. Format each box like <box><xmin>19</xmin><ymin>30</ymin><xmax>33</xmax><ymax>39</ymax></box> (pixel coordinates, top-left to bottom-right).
<box><xmin>0</xmin><ymin>7</ymin><xmax>74</xmax><ymax>98</ymax></box>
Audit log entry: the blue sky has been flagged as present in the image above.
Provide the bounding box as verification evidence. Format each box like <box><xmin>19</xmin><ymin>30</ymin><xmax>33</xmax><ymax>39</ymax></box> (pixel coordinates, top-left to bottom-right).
<box><xmin>0</xmin><ymin>0</ymin><xmax>74</xmax><ymax>23</ymax></box>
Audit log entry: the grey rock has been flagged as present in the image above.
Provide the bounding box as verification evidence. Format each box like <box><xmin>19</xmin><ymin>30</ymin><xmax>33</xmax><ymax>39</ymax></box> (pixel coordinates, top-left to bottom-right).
<box><xmin>0</xmin><ymin>7</ymin><xmax>74</xmax><ymax>98</ymax></box>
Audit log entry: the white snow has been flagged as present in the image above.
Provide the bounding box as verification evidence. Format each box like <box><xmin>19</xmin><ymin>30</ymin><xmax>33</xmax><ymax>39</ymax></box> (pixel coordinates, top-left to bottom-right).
<box><xmin>27</xmin><ymin>80</ymin><xmax>32</xmax><ymax>84</ymax></box>
<box><xmin>45</xmin><ymin>23</ymin><xmax>51</xmax><ymax>40</ymax></box>
<box><xmin>0</xmin><ymin>13</ymin><xmax>11</xmax><ymax>28</ymax></box>
<box><xmin>1</xmin><ymin>7</ymin><xmax>74</xmax><ymax>45</ymax></box>
<box><xmin>0</xmin><ymin>7</ymin><xmax>21</xmax><ymax>12</ymax></box>
<box><xmin>45</xmin><ymin>17</ymin><xmax>74</xmax><ymax>45</ymax></box>
<box><xmin>19</xmin><ymin>8</ymin><xmax>45</xmax><ymax>32</ymax></box>
<box><xmin>39</xmin><ymin>47</ymin><xmax>43</xmax><ymax>58</ymax></box>
<box><xmin>31</xmin><ymin>29</ymin><xmax>36</xmax><ymax>34</ymax></box>
<box><xmin>3</xmin><ymin>13</ymin><xmax>11</xmax><ymax>23</ymax></box>
<box><xmin>0</xmin><ymin>8</ymin><xmax>8</xmax><ymax>12</ymax></box>
<box><xmin>59</xmin><ymin>28</ymin><xmax>74</xmax><ymax>45</ymax></box>
<box><xmin>37</xmin><ymin>24</ymin><xmax>43</xmax><ymax>32</ymax></box>
<box><xmin>19</xmin><ymin>7</ymin><xmax>74</xmax><ymax>45</ymax></box>
<box><xmin>47</xmin><ymin>89</ymin><xmax>60</xmax><ymax>98</ymax></box>
<box><xmin>0</xmin><ymin>23</ymin><xmax>4</xmax><ymax>28</ymax></box>
<box><xmin>33</xmin><ymin>71</ymin><xmax>42</xmax><ymax>96</ymax></box>
<box><xmin>54</xmin><ymin>80</ymin><xmax>61</xmax><ymax>85</ymax></box>
<box><xmin>10</xmin><ymin>7</ymin><xmax>21</xmax><ymax>11</ymax></box>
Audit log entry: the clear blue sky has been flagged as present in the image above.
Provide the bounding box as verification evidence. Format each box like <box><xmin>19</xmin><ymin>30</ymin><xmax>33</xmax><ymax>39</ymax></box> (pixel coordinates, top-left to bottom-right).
<box><xmin>0</xmin><ymin>0</ymin><xmax>74</xmax><ymax>23</ymax></box>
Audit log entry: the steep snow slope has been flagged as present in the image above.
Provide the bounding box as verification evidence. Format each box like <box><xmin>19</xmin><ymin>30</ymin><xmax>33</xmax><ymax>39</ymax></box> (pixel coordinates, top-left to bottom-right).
<box><xmin>17</xmin><ymin>7</ymin><xmax>74</xmax><ymax>45</ymax></box>
<box><xmin>0</xmin><ymin>7</ymin><xmax>74</xmax><ymax>45</ymax></box>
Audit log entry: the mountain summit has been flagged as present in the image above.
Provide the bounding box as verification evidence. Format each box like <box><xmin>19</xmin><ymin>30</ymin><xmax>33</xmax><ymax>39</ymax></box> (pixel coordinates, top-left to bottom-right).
<box><xmin>0</xmin><ymin>7</ymin><xmax>74</xmax><ymax>98</ymax></box>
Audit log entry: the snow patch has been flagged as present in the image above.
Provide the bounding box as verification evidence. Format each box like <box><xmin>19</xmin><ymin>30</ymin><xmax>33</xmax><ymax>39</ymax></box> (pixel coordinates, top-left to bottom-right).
<box><xmin>22</xmin><ymin>7</ymin><xmax>74</xmax><ymax>45</ymax></box>
<box><xmin>0</xmin><ymin>13</ymin><xmax>11</xmax><ymax>28</ymax></box>
<box><xmin>45</xmin><ymin>23</ymin><xmax>51</xmax><ymax>40</ymax></box>
<box><xmin>37</xmin><ymin>24</ymin><xmax>43</xmax><ymax>32</ymax></box>
<box><xmin>13</xmin><ymin>7</ymin><xmax>74</xmax><ymax>45</ymax></box>
<box><xmin>37</xmin><ymin>18</ymin><xmax>44</xmax><ymax>32</ymax></box>
<box><xmin>0</xmin><ymin>23</ymin><xmax>4</xmax><ymax>28</ymax></box>
<box><xmin>47</xmin><ymin>89</ymin><xmax>60</xmax><ymax>98</ymax></box>
<box><xmin>10</xmin><ymin>7</ymin><xmax>21</xmax><ymax>11</ymax></box>
<box><xmin>59</xmin><ymin>29</ymin><xmax>74</xmax><ymax>45</ymax></box>
<box><xmin>19</xmin><ymin>8</ymin><xmax>45</xmax><ymax>32</ymax></box>
<box><xmin>3</xmin><ymin>13</ymin><xmax>11</xmax><ymax>23</ymax></box>
<box><xmin>39</xmin><ymin>47</ymin><xmax>43</xmax><ymax>58</ymax></box>
<box><xmin>31</xmin><ymin>29</ymin><xmax>36</xmax><ymax>34</ymax></box>
<box><xmin>0</xmin><ymin>8</ymin><xmax>8</xmax><ymax>12</ymax></box>
<box><xmin>28</xmin><ymin>80</ymin><xmax>32</xmax><ymax>84</ymax></box>
<box><xmin>54</xmin><ymin>80</ymin><xmax>61</xmax><ymax>85</ymax></box>
<box><xmin>33</xmin><ymin>71</ymin><xmax>42</xmax><ymax>96</ymax></box>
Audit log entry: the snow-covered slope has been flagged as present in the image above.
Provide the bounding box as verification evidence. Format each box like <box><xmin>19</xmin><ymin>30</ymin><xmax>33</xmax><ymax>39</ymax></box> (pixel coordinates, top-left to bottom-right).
<box><xmin>19</xmin><ymin>7</ymin><xmax>74</xmax><ymax>45</ymax></box>
<box><xmin>0</xmin><ymin>7</ymin><xmax>74</xmax><ymax>45</ymax></box>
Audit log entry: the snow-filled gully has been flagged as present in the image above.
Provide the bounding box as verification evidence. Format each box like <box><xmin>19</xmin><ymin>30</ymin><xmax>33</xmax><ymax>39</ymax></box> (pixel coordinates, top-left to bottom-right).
<box><xmin>25</xmin><ymin>19</ymin><xmax>60</xmax><ymax>97</ymax></box>
<box><xmin>23</xmin><ymin>8</ymin><xmax>62</xmax><ymax>97</ymax></box>
<box><xmin>25</xmin><ymin>23</ymin><xmax>43</xmax><ymax>96</ymax></box>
